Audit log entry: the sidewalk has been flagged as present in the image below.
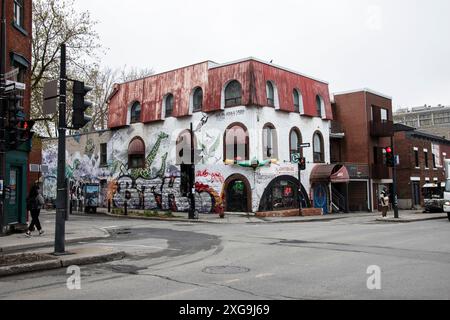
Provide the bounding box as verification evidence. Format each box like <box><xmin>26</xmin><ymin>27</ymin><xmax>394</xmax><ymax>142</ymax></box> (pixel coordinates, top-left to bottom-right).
<box><xmin>0</xmin><ymin>211</ymin><xmax>110</xmax><ymax>254</ymax></box>
<box><xmin>100</xmin><ymin>208</ymin><xmax>448</xmax><ymax>224</ymax></box>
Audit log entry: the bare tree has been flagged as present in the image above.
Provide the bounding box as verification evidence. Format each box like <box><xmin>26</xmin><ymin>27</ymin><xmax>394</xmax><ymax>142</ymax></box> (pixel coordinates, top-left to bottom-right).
<box><xmin>31</xmin><ymin>0</ymin><xmax>102</xmax><ymax>137</ymax></box>
<box><xmin>82</xmin><ymin>66</ymin><xmax>154</xmax><ymax>133</ymax></box>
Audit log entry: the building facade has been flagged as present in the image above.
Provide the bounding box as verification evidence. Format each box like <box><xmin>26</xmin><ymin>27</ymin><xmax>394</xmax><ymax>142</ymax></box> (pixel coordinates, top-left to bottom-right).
<box><xmin>393</xmin><ymin>124</ymin><xmax>450</xmax><ymax>209</ymax></box>
<box><xmin>330</xmin><ymin>89</ymin><xmax>394</xmax><ymax>212</ymax></box>
<box><xmin>1</xmin><ymin>0</ymin><xmax>33</xmax><ymax>233</ymax></box>
<box><xmin>394</xmin><ymin>105</ymin><xmax>450</xmax><ymax>139</ymax></box>
<box><xmin>42</xmin><ymin>58</ymin><xmax>336</xmax><ymax>215</ymax></box>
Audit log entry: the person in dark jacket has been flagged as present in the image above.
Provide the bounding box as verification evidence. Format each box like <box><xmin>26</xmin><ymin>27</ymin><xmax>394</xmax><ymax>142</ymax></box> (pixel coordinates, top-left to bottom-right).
<box><xmin>25</xmin><ymin>184</ymin><xmax>45</xmax><ymax>237</ymax></box>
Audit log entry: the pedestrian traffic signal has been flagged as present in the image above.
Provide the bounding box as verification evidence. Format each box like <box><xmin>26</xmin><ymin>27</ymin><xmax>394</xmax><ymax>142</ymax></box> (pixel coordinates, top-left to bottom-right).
<box><xmin>72</xmin><ymin>80</ymin><xmax>93</xmax><ymax>130</ymax></box>
<box><xmin>299</xmin><ymin>157</ymin><xmax>307</xmax><ymax>171</ymax></box>
<box><xmin>17</xmin><ymin>120</ymin><xmax>36</xmax><ymax>143</ymax></box>
<box><xmin>385</xmin><ymin>147</ymin><xmax>395</xmax><ymax>167</ymax></box>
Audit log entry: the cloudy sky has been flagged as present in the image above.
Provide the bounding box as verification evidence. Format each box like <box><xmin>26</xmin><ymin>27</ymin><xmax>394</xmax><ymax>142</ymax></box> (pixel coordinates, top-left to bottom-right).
<box><xmin>73</xmin><ymin>0</ymin><xmax>450</xmax><ymax>110</ymax></box>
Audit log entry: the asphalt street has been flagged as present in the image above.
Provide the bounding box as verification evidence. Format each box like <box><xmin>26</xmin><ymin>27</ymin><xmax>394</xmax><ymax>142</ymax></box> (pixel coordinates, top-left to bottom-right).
<box><xmin>1</xmin><ymin>214</ymin><xmax>449</xmax><ymax>300</ymax></box>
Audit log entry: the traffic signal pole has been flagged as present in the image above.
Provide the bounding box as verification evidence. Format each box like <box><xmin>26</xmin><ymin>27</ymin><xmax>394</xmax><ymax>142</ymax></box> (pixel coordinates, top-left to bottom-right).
<box><xmin>0</xmin><ymin>0</ymin><xmax>6</xmax><ymax>233</ymax></box>
<box><xmin>189</xmin><ymin>122</ymin><xmax>196</xmax><ymax>219</ymax></box>
<box><xmin>54</xmin><ymin>43</ymin><xmax>67</xmax><ymax>254</ymax></box>
<box><xmin>391</xmin><ymin>136</ymin><xmax>399</xmax><ymax>219</ymax></box>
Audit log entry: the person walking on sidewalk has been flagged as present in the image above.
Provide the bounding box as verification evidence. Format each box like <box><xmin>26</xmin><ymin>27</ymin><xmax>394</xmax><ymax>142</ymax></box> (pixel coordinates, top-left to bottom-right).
<box><xmin>380</xmin><ymin>188</ymin><xmax>390</xmax><ymax>218</ymax></box>
<box><xmin>25</xmin><ymin>183</ymin><xmax>45</xmax><ymax>237</ymax></box>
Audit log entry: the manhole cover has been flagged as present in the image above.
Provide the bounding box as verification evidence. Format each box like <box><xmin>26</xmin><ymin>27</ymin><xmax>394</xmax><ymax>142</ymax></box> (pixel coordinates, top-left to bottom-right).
<box><xmin>202</xmin><ymin>266</ymin><xmax>250</xmax><ymax>275</ymax></box>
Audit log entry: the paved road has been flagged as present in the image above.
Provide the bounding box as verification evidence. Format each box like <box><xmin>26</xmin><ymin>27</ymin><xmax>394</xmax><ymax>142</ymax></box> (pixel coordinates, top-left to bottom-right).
<box><xmin>1</xmin><ymin>214</ymin><xmax>449</xmax><ymax>300</ymax></box>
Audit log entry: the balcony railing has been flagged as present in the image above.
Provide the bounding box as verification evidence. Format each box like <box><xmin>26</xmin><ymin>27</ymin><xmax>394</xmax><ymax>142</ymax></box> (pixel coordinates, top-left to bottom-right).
<box><xmin>371</xmin><ymin>163</ymin><xmax>391</xmax><ymax>180</ymax></box>
<box><xmin>370</xmin><ymin>120</ymin><xmax>394</xmax><ymax>137</ymax></box>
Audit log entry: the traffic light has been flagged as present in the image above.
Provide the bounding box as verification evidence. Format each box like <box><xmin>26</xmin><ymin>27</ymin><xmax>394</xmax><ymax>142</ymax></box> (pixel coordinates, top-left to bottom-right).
<box><xmin>299</xmin><ymin>157</ymin><xmax>307</xmax><ymax>171</ymax></box>
<box><xmin>6</xmin><ymin>91</ymin><xmax>24</xmax><ymax>149</ymax></box>
<box><xmin>72</xmin><ymin>80</ymin><xmax>93</xmax><ymax>130</ymax></box>
<box><xmin>385</xmin><ymin>147</ymin><xmax>395</xmax><ymax>167</ymax></box>
<box><xmin>17</xmin><ymin>120</ymin><xmax>36</xmax><ymax>144</ymax></box>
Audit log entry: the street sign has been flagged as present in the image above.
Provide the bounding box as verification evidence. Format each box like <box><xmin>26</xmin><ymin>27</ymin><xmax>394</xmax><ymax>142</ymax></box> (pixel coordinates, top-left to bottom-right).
<box><xmin>43</xmin><ymin>80</ymin><xmax>59</xmax><ymax>115</ymax></box>
<box><xmin>299</xmin><ymin>143</ymin><xmax>311</xmax><ymax>148</ymax></box>
<box><xmin>291</xmin><ymin>153</ymin><xmax>301</xmax><ymax>164</ymax></box>
<box><xmin>4</xmin><ymin>68</ymin><xmax>19</xmax><ymax>80</ymax></box>
<box><xmin>5</xmin><ymin>80</ymin><xmax>26</xmax><ymax>91</ymax></box>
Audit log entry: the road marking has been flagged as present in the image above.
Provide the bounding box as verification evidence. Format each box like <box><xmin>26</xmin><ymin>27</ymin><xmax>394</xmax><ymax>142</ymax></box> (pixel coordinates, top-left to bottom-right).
<box><xmin>101</xmin><ymin>226</ymin><xmax>119</xmax><ymax>230</ymax></box>
<box><xmin>224</xmin><ymin>279</ymin><xmax>241</xmax><ymax>284</ymax></box>
<box><xmin>255</xmin><ymin>273</ymin><xmax>274</xmax><ymax>279</ymax></box>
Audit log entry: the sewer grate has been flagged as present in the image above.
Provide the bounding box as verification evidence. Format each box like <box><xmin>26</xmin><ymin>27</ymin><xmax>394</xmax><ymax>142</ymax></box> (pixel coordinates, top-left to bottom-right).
<box><xmin>202</xmin><ymin>266</ymin><xmax>250</xmax><ymax>275</ymax></box>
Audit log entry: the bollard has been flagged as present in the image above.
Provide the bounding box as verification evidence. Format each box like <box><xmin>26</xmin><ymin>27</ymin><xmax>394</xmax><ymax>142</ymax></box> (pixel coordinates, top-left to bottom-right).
<box><xmin>108</xmin><ymin>199</ymin><xmax>111</xmax><ymax>213</ymax></box>
<box><xmin>124</xmin><ymin>201</ymin><xmax>128</xmax><ymax>216</ymax></box>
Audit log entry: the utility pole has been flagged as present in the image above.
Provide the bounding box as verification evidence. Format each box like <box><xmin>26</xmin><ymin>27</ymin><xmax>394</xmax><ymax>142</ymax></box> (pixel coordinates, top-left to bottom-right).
<box><xmin>188</xmin><ymin>122</ymin><xmax>196</xmax><ymax>219</ymax></box>
<box><xmin>0</xmin><ymin>0</ymin><xmax>7</xmax><ymax>233</ymax></box>
<box><xmin>391</xmin><ymin>136</ymin><xmax>399</xmax><ymax>219</ymax></box>
<box><xmin>54</xmin><ymin>43</ymin><xmax>67</xmax><ymax>254</ymax></box>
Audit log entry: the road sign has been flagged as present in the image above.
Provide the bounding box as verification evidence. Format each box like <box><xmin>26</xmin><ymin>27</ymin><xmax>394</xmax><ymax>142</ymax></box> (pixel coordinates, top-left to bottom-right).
<box><xmin>43</xmin><ymin>80</ymin><xmax>59</xmax><ymax>115</ymax></box>
<box><xmin>299</xmin><ymin>143</ymin><xmax>311</xmax><ymax>148</ymax></box>
<box><xmin>291</xmin><ymin>153</ymin><xmax>301</xmax><ymax>164</ymax></box>
<box><xmin>4</xmin><ymin>68</ymin><xmax>19</xmax><ymax>80</ymax></box>
<box><xmin>5</xmin><ymin>80</ymin><xmax>26</xmax><ymax>91</ymax></box>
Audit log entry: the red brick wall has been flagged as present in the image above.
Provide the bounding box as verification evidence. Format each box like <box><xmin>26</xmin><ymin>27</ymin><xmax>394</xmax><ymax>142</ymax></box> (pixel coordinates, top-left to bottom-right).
<box><xmin>333</xmin><ymin>91</ymin><xmax>392</xmax><ymax>166</ymax></box>
<box><xmin>394</xmin><ymin>130</ymin><xmax>450</xmax><ymax>205</ymax></box>
<box><xmin>1</xmin><ymin>0</ymin><xmax>32</xmax><ymax>116</ymax></box>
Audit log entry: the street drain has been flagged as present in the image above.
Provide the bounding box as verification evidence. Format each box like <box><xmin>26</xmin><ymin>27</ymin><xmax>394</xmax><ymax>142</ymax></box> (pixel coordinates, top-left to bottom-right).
<box><xmin>111</xmin><ymin>265</ymin><xmax>146</xmax><ymax>275</ymax></box>
<box><xmin>202</xmin><ymin>266</ymin><xmax>250</xmax><ymax>275</ymax></box>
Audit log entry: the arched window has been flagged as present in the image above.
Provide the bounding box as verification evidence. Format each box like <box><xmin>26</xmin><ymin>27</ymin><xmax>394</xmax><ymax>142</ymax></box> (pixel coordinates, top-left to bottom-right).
<box><xmin>224</xmin><ymin>123</ymin><xmax>249</xmax><ymax>161</ymax></box>
<box><xmin>130</xmin><ymin>102</ymin><xmax>141</xmax><ymax>124</ymax></box>
<box><xmin>293</xmin><ymin>89</ymin><xmax>304</xmax><ymax>114</ymax></box>
<box><xmin>289</xmin><ymin>128</ymin><xmax>302</xmax><ymax>161</ymax></box>
<box><xmin>313</xmin><ymin>131</ymin><xmax>325</xmax><ymax>163</ymax></box>
<box><xmin>128</xmin><ymin>137</ymin><xmax>146</xmax><ymax>169</ymax></box>
<box><xmin>316</xmin><ymin>95</ymin><xmax>325</xmax><ymax>118</ymax></box>
<box><xmin>164</xmin><ymin>94</ymin><xmax>174</xmax><ymax>118</ymax></box>
<box><xmin>263</xmin><ymin>123</ymin><xmax>278</xmax><ymax>159</ymax></box>
<box><xmin>224</xmin><ymin>80</ymin><xmax>242</xmax><ymax>107</ymax></box>
<box><xmin>176</xmin><ymin>130</ymin><xmax>197</xmax><ymax>165</ymax></box>
<box><xmin>192</xmin><ymin>87</ymin><xmax>203</xmax><ymax>113</ymax></box>
<box><xmin>266</xmin><ymin>81</ymin><xmax>275</xmax><ymax>107</ymax></box>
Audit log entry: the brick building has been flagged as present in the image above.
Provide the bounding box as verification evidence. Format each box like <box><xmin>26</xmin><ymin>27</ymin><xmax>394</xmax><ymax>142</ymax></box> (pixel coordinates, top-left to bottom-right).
<box><xmin>393</xmin><ymin>124</ymin><xmax>450</xmax><ymax>209</ymax></box>
<box><xmin>1</xmin><ymin>0</ymin><xmax>33</xmax><ymax>233</ymax></box>
<box><xmin>330</xmin><ymin>89</ymin><xmax>394</xmax><ymax>212</ymax></box>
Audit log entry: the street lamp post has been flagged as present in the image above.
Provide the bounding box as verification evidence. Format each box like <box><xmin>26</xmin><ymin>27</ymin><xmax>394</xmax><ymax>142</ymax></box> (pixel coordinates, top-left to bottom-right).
<box><xmin>0</xmin><ymin>0</ymin><xmax>7</xmax><ymax>233</ymax></box>
<box><xmin>188</xmin><ymin>122</ymin><xmax>196</xmax><ymax>219</ymax></box>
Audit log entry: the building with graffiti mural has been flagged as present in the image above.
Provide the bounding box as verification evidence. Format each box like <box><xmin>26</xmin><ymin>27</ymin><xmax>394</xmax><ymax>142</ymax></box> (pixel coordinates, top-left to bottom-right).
<box><xmin>42</xmin><ymin>58</ymin><xmax>338</xmax><ymax>215</ymax></box>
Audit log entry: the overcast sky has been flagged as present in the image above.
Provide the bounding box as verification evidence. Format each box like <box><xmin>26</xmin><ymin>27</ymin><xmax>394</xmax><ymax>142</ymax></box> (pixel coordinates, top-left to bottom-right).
<box><xmin>73</xmin><ymin>0</ymin><xmax>450</xmax><ymax>110</ymax></box>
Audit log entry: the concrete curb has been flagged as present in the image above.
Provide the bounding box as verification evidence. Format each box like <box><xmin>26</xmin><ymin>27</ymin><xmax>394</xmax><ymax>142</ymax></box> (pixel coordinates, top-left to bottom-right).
<box><xmin>375</xmin><ymin>216</ymin><xmax>448</xmax><ymax>223</ymax></box>
<box><xmin>0</xmin><ymin>235</ymin><xmax>111</xmax><ymax>254</ymax></box>
<box><xmin>104</xmin><ymin>212</ymin><xmax>223</xmax><ymax>224</ymax></box>
<box><xmin>103</xmin><ymin>212</ymin><xmax>377</xmax><ymax>224</ymax></box>
<box><xmin>0</xmin><ymin>251</ymin><xmax>126</xmax><ymax>278</ymax></box>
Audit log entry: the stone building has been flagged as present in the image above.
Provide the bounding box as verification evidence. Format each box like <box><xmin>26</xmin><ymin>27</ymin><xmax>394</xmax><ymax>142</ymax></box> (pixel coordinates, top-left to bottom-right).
<box><xmin>394</xmin><ymin>105</ymin><xmax>450</xmax><ymax>139</ymax></box>
<box><xmin>42</xmin><ymin>58</ymin><xmax>336</xmax><ymax>215</ymax></box>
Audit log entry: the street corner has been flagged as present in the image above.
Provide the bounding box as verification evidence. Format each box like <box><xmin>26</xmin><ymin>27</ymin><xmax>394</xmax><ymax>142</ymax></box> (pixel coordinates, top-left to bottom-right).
<box><xmin>0</xmin><ymin>246</ymin><xmax>126</xmax><ymax>278</ymax></box>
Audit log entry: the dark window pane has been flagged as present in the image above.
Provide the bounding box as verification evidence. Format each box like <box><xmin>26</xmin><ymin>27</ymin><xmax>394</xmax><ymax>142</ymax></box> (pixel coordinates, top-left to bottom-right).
<box><xmin>165</xmin><ymin>94</ymin><xmax>174</xmax><ymax>117</ymax></box>
<box><xmin>316</xmin><ymin>95</ymin><xmax>323</xmax><ymax>117</ymax></box>
<box><xmin>225</xmin><ymin>81</ymin><xmax>242</xmax><ymax>107</ymax></box>
<box><xmin>193</xmin><ymin>88</ymin><xmax>203</xmax><ymax>112</ymax></box>
<box><xmin>130</xmin><ymin>102</ymin><xmax>141</xmax><ymax>124</ymax></box>
<box><xmin>293</xmin><ymin>90</ymin><xmax>300</xmax><ymax>113</ymax></box>
<box><xmin>267</xmin><ymin>82</ymin><xmax>274</xmax><ymax>106</ymax></box>
<box><xmin>100</xmin><ymin>143</ymin><xmax>107</xmax><ymax>166</ymax></box>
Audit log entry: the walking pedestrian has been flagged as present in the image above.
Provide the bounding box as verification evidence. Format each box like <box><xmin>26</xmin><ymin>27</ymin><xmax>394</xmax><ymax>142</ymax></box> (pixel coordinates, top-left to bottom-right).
<box><xmin>380</xmin><ymin>188</ymin><xmax>390</xmax><ymax>218</ymax></box>
<box><xmin>25</xmin><ymin>183</ymin><xmax>45</xmax><ymax>237</ymax></box>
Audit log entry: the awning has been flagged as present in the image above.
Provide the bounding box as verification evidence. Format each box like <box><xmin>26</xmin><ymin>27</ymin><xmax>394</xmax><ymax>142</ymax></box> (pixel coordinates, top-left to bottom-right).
<box><xmin>310</xmin><ymin>164</ymin><xmax>350</xmax><ymax>183</ymax></box>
